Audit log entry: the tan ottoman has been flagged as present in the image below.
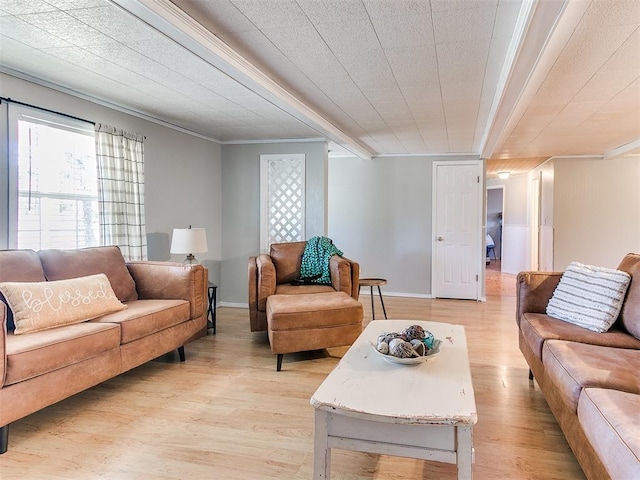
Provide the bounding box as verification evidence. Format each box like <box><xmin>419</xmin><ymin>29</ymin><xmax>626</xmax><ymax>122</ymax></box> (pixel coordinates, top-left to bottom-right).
<box><xmin>266</xmin><ymin>292</ymin><xmax>363</xmax><ymax>371</ymax></box>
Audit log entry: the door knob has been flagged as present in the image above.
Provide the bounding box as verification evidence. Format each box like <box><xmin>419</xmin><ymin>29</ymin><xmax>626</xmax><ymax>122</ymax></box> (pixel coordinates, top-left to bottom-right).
<box><xmin>437</xmin><ymin>236</ymin><xmax>444</xmax><ymax>241</ymax></box>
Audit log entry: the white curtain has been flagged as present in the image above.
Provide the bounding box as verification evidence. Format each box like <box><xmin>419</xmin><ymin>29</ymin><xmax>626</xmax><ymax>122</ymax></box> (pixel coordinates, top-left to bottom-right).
<box><xmin>95</xmin><ymin>124</ymin><xmax>147</xmax><ymax>261</ymax></box>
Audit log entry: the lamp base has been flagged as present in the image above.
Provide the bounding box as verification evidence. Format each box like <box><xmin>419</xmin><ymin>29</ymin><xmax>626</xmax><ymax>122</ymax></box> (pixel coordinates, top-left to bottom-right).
<box><xmin>183</xmin><ymin>254</ymin><xmax>200</xmax><ymax>265</ymax></box>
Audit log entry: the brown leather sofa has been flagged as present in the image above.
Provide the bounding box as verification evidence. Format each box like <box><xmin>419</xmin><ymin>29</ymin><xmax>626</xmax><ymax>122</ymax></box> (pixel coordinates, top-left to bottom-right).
<box><xmin>516</xmin><ymin>253</ymin><xmax>640</xmax><ymax>480</ymax></box>
<box><xmin>0</xmin><ymin>246</ymin><xmax>207</xmax><ymax>454</ymax></box>
<box><xmin>247</xmin><ymin>241</ymin><xmax>360</xmax><ymax>332</ymax></box>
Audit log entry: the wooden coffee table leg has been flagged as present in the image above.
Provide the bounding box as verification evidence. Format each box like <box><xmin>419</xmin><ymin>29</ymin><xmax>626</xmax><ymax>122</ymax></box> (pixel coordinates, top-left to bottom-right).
<box><xmin>456</xmin><ymin>425</ymin><xmax>473</xmax><ymax>479</ymax></box>
<box><xmin>313</xmin><ymin>409</ymin><xmax>331</xmax><ymax>479</ymax></box>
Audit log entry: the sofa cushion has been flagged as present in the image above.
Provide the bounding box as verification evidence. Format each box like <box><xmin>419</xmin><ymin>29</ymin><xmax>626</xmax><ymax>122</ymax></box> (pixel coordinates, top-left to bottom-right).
<box><xmin>617</xmin><ymin>253</ymin><xmax>640</xmax><ymax>339</ymax></box>
<box><xmin>546</xmin><ymin>262</ymin><xmax>631</xmax><ymax>332</ymax></box>
<box><xmin>91</xmin><ymin>299</ymin><xmax>190</xmax><ymax>344</ymax></box>
<box><xmin>521</xmin><ymin>312</ymin><xmax>640</xmax><ymax>362</ymax></box>
<box><xmin>38</xmin><ymin>246</ymin><xmax>138</xmax><ymax>302</ymax></box>
<box><xmin>266</xmin><ymin>292</ymin><xmax>363</xmax><ymax>356</ymax></box>
<box><xmin>0</xmin><ymin>249</ymin><xmax>46</xmax><ymax>331</ymax></box>
<box><xmin>543</xmin><ymin>340</ymin><xmax>640</xmax><ymax>413</ymax></box>
<box><xmin>4</xmin><ymin>321</ymin><xmax>121</xmax><ymax>386</ymax></box>
<box><xmin>578</xmin><ymin>388</ymin><xmax>640</xmax><ymax>480</ymax></box>
<box><xmin>270</xmin><ymin>241</ymin><xmax>306</xmax><ymax>284</ymax></box>
<box><xmin>0</xmin><ymin>274</ymin><xmax>127</xmax><ymax>335</ymax></box>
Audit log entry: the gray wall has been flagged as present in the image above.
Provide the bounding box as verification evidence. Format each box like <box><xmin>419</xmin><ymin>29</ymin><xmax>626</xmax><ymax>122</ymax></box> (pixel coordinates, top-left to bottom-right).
<box><xmin>0</xmin><ymin>73</ymin><xmax>222</xmax><ymax>284</ymax></box>
<box><xmin>328</xmin><ymin>156</ymin><xmax>433</xmax><ymax>297</ymax></box>
<box><xmin>221</xmin><ymin>141</ymin><xmax>327</xmax><ymax>304</ymax></box>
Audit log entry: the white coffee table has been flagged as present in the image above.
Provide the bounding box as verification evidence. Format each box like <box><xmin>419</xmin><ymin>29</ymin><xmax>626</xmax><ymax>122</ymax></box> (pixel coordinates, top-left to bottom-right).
<box><xmin>310</xmin><ymin>320</ymin><xmax>477</xmax><ymax>479</ymax></box>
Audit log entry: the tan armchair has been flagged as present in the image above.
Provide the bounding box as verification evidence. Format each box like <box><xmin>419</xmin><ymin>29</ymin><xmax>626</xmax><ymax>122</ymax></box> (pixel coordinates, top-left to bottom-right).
<box><xmin>248</xmin><ymin>241</ymin><xmax>360</xmax><ymax>332</ymax></box>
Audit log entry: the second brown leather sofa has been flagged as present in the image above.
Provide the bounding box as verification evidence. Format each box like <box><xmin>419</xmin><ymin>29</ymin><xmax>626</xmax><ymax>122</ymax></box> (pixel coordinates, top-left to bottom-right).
<box><xmin>516</xmin><ymin>253</ymin><xmax>640</xmax><ymax>479</ymax></box>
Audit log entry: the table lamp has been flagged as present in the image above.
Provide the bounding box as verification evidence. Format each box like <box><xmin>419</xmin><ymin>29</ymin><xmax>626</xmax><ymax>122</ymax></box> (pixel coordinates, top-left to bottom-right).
<box><xmin>170</xmin><ymin>226</ymin><xmax>208</xmax><ymax>265</ymax></box>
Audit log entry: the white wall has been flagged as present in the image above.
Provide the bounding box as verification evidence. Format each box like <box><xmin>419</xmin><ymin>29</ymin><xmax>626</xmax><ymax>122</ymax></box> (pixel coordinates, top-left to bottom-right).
<box><xmin>553</xmin><ymin>155</ymin><xmax>640</xmax><ymax>269</ymax></box>
<box><xmin>0</xmin><ymin>73</ymin><xmax>222</xmax><ymax>283</ymax></box>
<box><xmin>328</xmin><ymin>156</ymin><xmax>433</xmax><ymax>297</ymax></box>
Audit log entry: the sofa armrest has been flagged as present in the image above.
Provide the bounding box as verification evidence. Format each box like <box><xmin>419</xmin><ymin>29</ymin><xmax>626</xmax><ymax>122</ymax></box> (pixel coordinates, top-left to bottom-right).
<box><xmin>126</xmin><ymin>262</ymin><xmax>207</xmax><ymax>319</ymax></box>
<box><xmin>330</xmin><ymin>256</ymin><xmax>360</xmax><ymax>299</ymax></box>
<box><xmin>0</xmin><ymin>302</ymin><xmax>5</xmax><ymax>387</ymax></box>
<box><xmin>516</xmin><ymin>271</ymin><xmax>563</xmax><ymax>326</ymax></box>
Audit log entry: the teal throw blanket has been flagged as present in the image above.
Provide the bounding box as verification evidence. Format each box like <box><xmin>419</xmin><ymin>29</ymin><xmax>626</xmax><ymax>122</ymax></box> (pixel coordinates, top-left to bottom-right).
<box><xmin>298</xmin><ymin>236</ymin><xmax>343</xmax><ymax>285</ymax></box>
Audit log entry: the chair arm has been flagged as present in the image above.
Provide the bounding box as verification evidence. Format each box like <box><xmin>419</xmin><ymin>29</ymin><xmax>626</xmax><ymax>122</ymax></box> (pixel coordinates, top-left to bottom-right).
<box><xmin>330</xmin><ymin>256</ymin><xmax>360</xmax><ymax>299</ymax></box>
<box><xmin>256</xmin><ymin>254</ymin><xmax>276</xmax><ymax>311</ymax></box>
<box><xmin>126</xmin><ymin>262</ymin><xmax>207</xmax><ymax>320</ymax></box>
<box><xmin>248</xmin><ymin>255</ymin><xmax>258</xmax><ymax>306</ymax></box>
<box><xmin>516</xmin><ymin>271</ymin><xmax>563</xmax><ymax>326</ymax></box>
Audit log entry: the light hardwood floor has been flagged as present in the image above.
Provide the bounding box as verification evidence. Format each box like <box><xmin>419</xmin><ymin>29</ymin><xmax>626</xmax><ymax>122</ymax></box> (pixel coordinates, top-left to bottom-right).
<box><xmin>1</xmin><ymin>295</ymin><xmax>586</xmax><ymax>480</ymax></box>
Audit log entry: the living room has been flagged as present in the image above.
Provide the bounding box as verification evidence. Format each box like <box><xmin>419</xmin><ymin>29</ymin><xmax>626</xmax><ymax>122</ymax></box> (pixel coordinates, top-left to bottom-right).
<box><xmin>1</xmin><ymin>0</ymin><xmax>639</xmax><ymax>479</ymax></box>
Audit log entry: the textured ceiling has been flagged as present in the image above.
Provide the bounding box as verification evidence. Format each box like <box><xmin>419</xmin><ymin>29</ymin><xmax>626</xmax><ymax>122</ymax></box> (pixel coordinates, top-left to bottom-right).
<box><xmin>173</xmin><ymin>0</ymin><xmax>522</xmax><ymax>155</ymax></box>
<box><xmin>0</xmin><ymin>0</ymin><xmax>639</xmax><ymax>179</ymax></box>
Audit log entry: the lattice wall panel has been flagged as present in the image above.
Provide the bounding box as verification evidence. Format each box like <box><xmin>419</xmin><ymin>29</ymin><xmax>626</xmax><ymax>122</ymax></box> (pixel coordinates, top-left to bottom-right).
<box><xmin>267</xmin><ymin>157</ymin><xmax>304</xmax><ymax>245</ymax></box>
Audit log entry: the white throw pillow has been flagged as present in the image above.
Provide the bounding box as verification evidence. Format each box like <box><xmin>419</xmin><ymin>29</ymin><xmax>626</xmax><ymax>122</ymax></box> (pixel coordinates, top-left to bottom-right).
<box><xmin>546</xmin><ymin>262</ymin><xmax>631</xmax><ymax>333</ymax></box>
<box><xmin>0</xmin><ymin>273</ymin><xmax>127</xmax><ymax>335</ymax></box>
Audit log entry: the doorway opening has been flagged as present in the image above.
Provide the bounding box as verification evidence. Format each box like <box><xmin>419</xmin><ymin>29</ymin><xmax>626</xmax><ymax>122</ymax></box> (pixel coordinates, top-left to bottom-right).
<box><xmin>486</xmin><ymin>186</ymin><xmax>503</xmax><ymax>268</ymax></box>
<box><xmin>485</xmin><ymin>185</ymin><xmax>516</xmax><ymax>296</ymax></box>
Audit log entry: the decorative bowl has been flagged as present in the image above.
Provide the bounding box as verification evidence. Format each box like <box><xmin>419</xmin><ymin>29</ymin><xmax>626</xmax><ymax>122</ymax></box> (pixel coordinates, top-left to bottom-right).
<box><xmin>369</xmin><ymin>339</ymin><xmax>441</xmax><ymax>365</ymax></box>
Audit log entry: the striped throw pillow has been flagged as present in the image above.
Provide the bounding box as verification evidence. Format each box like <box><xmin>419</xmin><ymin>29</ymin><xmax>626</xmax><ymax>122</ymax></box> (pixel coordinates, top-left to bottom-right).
<box><xmin>547</xmin><ymin>262</ymin><xmax>631</xmax><ymax>332</ymax></box>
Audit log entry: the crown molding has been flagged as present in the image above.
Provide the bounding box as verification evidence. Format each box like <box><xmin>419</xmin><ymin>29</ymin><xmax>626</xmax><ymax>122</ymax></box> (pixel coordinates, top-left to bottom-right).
<box><xmin>604</xmin><ymin>138</ymin><xmax>640</xmax><ymax>160</ymax></box>
<box><xmin>546</xmin><ymin>155</ymin><xmax>604</xmax><ymax>165</ymax></box>
<box><xmin>221</xmin><ymin>137</ymin><xmax>326</xmax><ymax>145</ymax></box>
<box><xmin>374</xmin><ymin>153</ymin><xmax>479</xmax><ymax>159</ymax></box>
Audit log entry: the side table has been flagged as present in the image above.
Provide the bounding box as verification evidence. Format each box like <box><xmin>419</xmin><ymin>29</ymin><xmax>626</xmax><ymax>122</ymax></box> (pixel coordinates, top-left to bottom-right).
<box><xmin>208</xmin><ymin>281</ymin><xmax>217</xmax><ymax>335</ymax></box>
<box><xmin>358</xmin><ymin>277</ymin><xmax>388</xmax><ymax>320</ymax></box>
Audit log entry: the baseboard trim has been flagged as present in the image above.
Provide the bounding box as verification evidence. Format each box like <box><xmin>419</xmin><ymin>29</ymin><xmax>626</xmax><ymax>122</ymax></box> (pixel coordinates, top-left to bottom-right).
<box><xmin>220</xmin><ymin>301</ymin><xmax>249</xmax><ymax>308</ymax></box>
<box><xmin>359</xmin><ymin>290</ymin><xmax>432</xmax><ymax>299</ymax></box>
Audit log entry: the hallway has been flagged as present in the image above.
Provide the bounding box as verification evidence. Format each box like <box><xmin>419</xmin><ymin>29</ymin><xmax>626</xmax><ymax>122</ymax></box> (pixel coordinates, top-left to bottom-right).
<box><xmin>486</xmin><ymin>260</ymin><xmax>517</xmax><ymax>297</ymax></box>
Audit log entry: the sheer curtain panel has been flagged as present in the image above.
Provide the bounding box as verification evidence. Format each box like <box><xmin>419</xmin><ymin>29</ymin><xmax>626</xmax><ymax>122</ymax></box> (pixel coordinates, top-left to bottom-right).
<box><xmin>95</xmin><ymin>124</ymin><xmax>147</xmax><ymax>261</ymax></box>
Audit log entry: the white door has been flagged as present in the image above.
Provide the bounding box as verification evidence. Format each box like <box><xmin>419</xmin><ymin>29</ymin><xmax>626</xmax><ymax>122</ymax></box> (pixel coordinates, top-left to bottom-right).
<box><xmin>432</xmin><ymin>162</ymin><xmax>482</xmax><ymax>299</ymax></box>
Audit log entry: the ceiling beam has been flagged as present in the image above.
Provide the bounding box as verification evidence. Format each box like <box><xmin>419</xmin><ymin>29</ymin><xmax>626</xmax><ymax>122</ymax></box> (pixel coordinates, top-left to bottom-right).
<box><xmin>112</xmin><ymin>0</ymin><xmax>373</xmax><ymax>160</ymax></box>
<box><xmin>481</xmin><ymin>0</ymin><xmax>575</xmax><ymax>159</ymax></box>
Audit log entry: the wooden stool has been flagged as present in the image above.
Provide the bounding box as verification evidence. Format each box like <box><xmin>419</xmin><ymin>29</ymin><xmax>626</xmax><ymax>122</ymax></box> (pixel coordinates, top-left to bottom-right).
<box><xmin>359</xmin><ymin>278</ymin><xmax>388</xmax><ymax>320</ymax></box>
<box><xmin>266</xmin><ymin>292</ymin><xmax>363</xmax><ymax>371</ymax></box>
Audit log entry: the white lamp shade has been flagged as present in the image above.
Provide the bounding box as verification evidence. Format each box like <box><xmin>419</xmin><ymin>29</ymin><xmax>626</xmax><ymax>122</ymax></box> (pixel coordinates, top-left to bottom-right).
<box><xmin>170</xmin><ymin>228</ymin><xmax>208</xmax><ymax>254</ymax></box>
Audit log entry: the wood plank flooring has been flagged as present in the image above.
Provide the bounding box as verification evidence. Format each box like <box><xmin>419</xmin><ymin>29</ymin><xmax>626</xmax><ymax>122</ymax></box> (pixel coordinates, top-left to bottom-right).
<box><xmin>1</xmin><ymin>295</ymin><xmax>586</xmax><ymax>479</ymax></box>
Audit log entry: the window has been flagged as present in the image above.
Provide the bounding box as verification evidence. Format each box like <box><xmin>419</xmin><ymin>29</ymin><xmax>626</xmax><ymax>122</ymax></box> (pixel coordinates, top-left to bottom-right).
<box><xmin>8</xmin><ymin>105</ymin><xmax>99</xmax><ymax>250</ymax></box>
